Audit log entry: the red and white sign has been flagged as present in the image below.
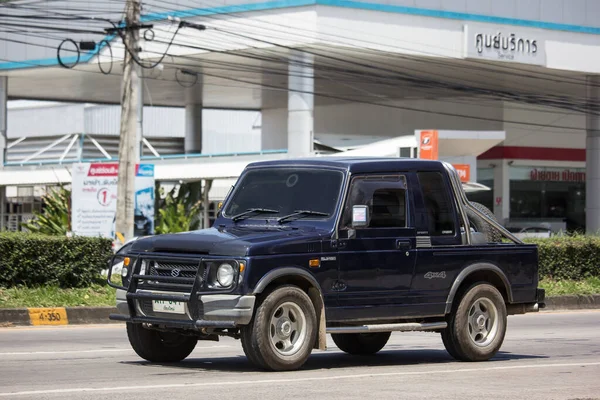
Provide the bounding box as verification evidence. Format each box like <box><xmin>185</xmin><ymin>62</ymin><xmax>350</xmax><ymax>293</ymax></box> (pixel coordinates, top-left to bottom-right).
<box><xmin>453</xmin><ymin>164</ymin><xmax>471</xmax><ymax>182</ymax></box>
<box><xmin>88</xmin><ymin>163</ymin><xmax>119</xmax><ymax>177</ymax></box>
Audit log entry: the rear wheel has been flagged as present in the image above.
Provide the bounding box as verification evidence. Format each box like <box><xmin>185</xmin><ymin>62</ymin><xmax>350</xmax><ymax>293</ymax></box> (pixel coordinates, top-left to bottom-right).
<box><xmin>441</xmin><ymin>283</ymin><xmax>507</xmax><ymax>362</ymax></box>
<box><xmin>126</xmin><ymin>322</ymin><xmax>197</xmax><ymax>362</ymax></box>
<box><xmin>331</xmin><ymin>332</ymin><xmax>391</xmax><ymax>355</ymax></box>
<box><xmin>241</xmin><ymin>285</ymin><xmax>317</xmax><ymax>371</ymax></box>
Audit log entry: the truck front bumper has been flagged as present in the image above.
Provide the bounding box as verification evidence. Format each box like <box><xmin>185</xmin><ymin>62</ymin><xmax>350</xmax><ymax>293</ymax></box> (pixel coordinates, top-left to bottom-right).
<box><xmin>110</xmin><ymin>289</ymin><xmax>256</xmax><ymax>329</ymax></box>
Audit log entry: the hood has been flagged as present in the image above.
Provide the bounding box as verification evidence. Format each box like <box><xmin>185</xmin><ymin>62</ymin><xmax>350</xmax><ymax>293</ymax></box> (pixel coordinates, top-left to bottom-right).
<box><xmin>128</xmin><ymin>225</ymin><xmax>330</xmax><ymax>257</ymax></box>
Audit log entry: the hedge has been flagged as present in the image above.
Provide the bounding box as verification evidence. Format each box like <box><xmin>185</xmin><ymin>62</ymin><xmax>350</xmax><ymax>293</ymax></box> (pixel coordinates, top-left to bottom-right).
<box><xmin>0</xmin><ymin>232</ymin><xmax>113</xmax><ymax>288</ymax></box>
<box><xmin>1</xmin><ymin>232</ymin><xmax>599</xmax><ymax>289</ymax></box>
<box><xmin>524</xmin><ymin>235</ymin><xmax>600</xmax><ymax>281</ymax></box>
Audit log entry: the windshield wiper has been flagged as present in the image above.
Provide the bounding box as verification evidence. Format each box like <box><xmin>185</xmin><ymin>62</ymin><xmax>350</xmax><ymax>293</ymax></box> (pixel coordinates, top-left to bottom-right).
<box><xmin>231</xmin><ymin>208</ymin><xmax>279</xmax><ymax>222</ymax></box>
<box><xmin>277</xmin><ymin>210</ymin><xmax>329</xmax><ymax>224</ymax></box>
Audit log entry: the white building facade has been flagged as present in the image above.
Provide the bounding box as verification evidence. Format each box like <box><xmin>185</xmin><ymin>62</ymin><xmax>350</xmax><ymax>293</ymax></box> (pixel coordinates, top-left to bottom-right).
<box><xmin>0</xmin><ymin>0</ymin><xmax>599</xmax><ymax>233</ymax></box>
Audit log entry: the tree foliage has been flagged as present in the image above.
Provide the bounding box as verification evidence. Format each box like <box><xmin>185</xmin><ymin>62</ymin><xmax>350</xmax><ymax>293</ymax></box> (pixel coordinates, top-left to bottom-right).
<box><xmin>21</xmin><ymin>186</ymin><xmax>71</xmax><ymax>236</ymax></box>
<box><xmin>154</xmin><ymin>182</ymin><xmax>203</xmax><ymax>234</ymax></box>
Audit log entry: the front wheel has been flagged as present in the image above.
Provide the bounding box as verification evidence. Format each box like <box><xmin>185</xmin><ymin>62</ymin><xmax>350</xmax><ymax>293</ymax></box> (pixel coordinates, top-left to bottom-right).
<box><xmin>241</xmin><ymin>285</ymin><xmax>317</xmax><ymax>371</ymax></box>
<box><xmin>331</xmin><ymin>332</ymin><xmax>391</xmax><ymax>355</ymax></box>
<box><xmin>441</xmin><ymin>283</ymin><xmax>507</xmax><ymax>361</ymax></box>
<box><xmin>126</xmin><ymin>322</ymin><xmax>197</xmax><ymax>363</ymax></box>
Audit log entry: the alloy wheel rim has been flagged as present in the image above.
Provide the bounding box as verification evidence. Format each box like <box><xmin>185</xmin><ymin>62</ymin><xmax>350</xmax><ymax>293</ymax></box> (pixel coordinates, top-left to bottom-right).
<box><xmin>269</xmin><ymin>301</ymin><xmax>307</xmax><ymax>357</ymax></box>
<box><xmin>467</xmin><ymin>297</ymin><xmax>499</xmax><ymax>347</ymax></box>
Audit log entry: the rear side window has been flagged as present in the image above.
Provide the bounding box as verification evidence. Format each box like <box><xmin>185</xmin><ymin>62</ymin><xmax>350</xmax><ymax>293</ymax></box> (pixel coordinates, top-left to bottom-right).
<box><xmin>418</xmin><ymin>171</ymin><xmax>456</xmax><ymax>236</ymax></box>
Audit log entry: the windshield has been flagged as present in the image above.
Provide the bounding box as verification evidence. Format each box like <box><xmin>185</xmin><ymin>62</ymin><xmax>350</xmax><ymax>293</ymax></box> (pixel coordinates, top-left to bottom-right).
<box><xmin>223</xmin><ymin>168</ymin><xmax>345</xmax><ymax>221</ymax></box>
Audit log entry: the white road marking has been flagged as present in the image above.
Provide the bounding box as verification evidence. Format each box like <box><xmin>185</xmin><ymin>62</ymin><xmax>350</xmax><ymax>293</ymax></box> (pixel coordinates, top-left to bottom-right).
<box><xmin>1</xmin><ymin>361</ymin><xmax>599</xmax><ymax>397</ymax></box>
<box><xmin>0</xmin><ymin>345</ymin><xmax>230</xmax><ymax>356</ymax></box>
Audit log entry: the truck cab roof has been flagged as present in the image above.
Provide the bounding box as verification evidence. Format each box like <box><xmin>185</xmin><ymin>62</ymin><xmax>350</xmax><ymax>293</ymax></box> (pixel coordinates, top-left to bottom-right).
<box><xmin>245</xmin><ymin>157</ymin><xmax>446</xmax><ymax>175</ymax></box>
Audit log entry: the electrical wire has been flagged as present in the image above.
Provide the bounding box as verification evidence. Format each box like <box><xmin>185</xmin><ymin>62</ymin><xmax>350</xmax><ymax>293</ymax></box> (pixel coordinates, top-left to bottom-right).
<box><xmin>0</xmin><ymin>1</ymin><xmax>598</xmax><ymax>129</ymax></box>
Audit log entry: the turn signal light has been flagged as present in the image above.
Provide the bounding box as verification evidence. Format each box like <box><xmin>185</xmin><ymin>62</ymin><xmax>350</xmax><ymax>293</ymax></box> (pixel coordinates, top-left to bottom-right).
<box><xmin>239</xmin><ymin>262</ymin><xmax>246</xmax><ymax>273</ymax></box>
<box><xmin>123</xmin><ymin>257</ymin><xmax>131</xmax><ymax>267</ymax></box>
<box><xmin>309</xmin><ymin>259</ymin><xmax>320</xmax><ymax>268</ymax></box>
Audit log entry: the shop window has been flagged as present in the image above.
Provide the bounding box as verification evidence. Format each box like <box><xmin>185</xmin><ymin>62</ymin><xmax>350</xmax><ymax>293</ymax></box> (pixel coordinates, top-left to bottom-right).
<box><xmin>509</xmin><ymin>167</ymin><xmax>585</xmax><ymax>232</ymax></box>
<box><xmin>418</xmin><ymin>171</ymin><xmax>456</xmax><ymax>236</ymax></box>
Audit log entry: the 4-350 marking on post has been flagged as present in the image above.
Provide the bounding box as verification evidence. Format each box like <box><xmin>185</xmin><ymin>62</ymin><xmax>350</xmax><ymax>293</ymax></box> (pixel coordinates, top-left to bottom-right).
<box><xmin>27</xmin><ymin>307</ymin><xmax>68</xmax><ymax>326</ymax></box>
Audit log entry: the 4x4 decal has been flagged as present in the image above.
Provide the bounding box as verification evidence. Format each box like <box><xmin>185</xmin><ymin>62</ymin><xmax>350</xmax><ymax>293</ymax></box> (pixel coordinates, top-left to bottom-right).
<box><xmin>425</xmin><ymin>271</ymin><xmax>447</xmax><ymax>279</ymax></box>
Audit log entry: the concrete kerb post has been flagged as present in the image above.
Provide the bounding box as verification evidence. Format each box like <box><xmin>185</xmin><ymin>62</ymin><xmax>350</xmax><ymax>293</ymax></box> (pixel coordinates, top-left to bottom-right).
<box><xmin>0</xmin><ymin>307</ymin><xmax>119</xmax><ymax>327</ymax></box>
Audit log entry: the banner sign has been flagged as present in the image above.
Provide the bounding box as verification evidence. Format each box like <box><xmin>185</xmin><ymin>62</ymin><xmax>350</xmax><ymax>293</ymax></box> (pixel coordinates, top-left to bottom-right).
<box><xmin>419</xmin><ymin>130</ymin><xmax>439</xmax><ymax>160</ymax></box>
<box><xmin>71</xmin><ymin>163</ymin><xmax>155</xmax><ymax>238</ymax></box>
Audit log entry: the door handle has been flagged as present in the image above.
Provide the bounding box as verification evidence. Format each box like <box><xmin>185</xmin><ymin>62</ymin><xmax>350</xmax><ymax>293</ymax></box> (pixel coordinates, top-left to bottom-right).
<box><xmin>396</xmin><ymin>239</ymin><xmax>411</xmax><ymax>251</ymax></box>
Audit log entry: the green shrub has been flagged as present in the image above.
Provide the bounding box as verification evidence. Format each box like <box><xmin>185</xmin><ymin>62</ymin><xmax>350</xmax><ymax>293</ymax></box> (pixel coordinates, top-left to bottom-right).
<box><xmin>0</xmin><ymin>232</ymin><xmax>112</xmax><ymax>288</ymax></box>
<box><xmin>524</xmin><ymin>235</ymin><xmax>600</xmax><ymax>280</ymax></box>
<box><xmin>21</xmin><ymin>186</ymin><xmax>71</xmax><ymax>236</ymax></box>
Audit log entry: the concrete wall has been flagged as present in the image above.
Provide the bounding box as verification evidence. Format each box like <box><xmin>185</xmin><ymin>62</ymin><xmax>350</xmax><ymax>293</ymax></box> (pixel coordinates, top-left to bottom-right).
<box><xmin>502</xmin><ymin>102</ymin><xmax>586</xmax><ymax>149</ymax></box>
<box><xmin>261</xmin><ymin>108</ymin><xmax>288</xmax><ymax>150</ymax></box>
<box><xmin>314</xmin><ymin>99</ymin><xmax>504</xmax><ymax>141</ymax></box>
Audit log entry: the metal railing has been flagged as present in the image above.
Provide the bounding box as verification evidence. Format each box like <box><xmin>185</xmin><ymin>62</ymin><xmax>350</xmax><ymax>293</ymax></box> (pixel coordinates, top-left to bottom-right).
<box><xmin>3</xmin><ymin>133</ymin><xmax>288</xmax><ymax>167</ymax></box>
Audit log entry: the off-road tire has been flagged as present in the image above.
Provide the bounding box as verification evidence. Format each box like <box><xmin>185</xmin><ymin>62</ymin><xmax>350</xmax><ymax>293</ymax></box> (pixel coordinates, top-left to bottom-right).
<box><xmin>126</xmin><ymin>322</ymin><xmax>197</xmax><ymax>362</ymax></box>
<box><xmin>441</xmin><ymin>283</ymin><xmax>507</xmax><ymax>362</ymax></box>
<box><xmin>241</xmin><ymin>285</ymin><xmax>317</xmax><ymax>371</ymax></box>
<box><xmin>331</xmin><ymin>332</ymin><xmax>391</xmax><ymax>355</ymax></box>
<box><xmin>466</xmin><ymin>201</ymin><xmax>502</xmax><ymax>243</ymax></box>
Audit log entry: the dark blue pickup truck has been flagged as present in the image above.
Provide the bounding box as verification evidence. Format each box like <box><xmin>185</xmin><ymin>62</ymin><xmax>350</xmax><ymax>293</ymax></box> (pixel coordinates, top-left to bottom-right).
<box><xmin>108</xmin><ymin>157</ymin><xmax>545</xmax><ymax>371</ymax></box>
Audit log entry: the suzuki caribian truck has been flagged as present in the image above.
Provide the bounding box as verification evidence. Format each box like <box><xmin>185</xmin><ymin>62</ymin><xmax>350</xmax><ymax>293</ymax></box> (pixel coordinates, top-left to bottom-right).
<box><xmin>108</xmin><ymin>157</ymin><xmax>545</xmax><ymax>371</ymax></box>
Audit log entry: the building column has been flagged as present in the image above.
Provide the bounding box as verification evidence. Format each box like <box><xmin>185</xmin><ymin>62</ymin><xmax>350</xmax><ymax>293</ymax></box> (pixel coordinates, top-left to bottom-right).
<box><xmin>261</xmin><ymin>108</ymin><xmax>288</xmax><ymax>150</ymax></box>
<box><xmin>0</xmin><ymin>76</ymin><xmax>6</xmax><ymax>167</ymax></box>
<box><xmin>287</xmin><ymin>51</ymin><xmax>314</xmax><ymax>157</ymax></box>
<box><xmin>185</xmin><ymin>86</ymin><xmax>202</xmax><ymax>154</ymax></box>
<box><xmin>493</xmin><ymin>160</ymin><xmax>510</xmax><ymax>224</ymax></box>
<box><xmin>586</xmin><ymin>75</ymin><xmax>600</xmax><ymax>234</ymax></box>
<box><xmin>0</xmin><ymin>76</ymin><xmax>6</xmax><ymax>230</ymax></box>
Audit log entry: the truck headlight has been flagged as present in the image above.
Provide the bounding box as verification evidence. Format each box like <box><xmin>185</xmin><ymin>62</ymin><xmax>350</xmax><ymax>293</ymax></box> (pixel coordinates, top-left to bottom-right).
<box><xmin>217</xmin><ymin>263</ymin><xmax>235</xmax><ymax>287</ymax></box>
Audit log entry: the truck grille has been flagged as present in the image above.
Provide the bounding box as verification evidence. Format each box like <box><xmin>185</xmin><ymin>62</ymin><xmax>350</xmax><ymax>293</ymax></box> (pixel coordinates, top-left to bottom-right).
<box><xmin>150</xmin><ymin>261</ymin><xmax>198</xmax><ymax>279</ymax></box>
<box><xmin>138</xmin><ymin>258</ymin><xmax>203</xmax><ymax>292</ymax></box>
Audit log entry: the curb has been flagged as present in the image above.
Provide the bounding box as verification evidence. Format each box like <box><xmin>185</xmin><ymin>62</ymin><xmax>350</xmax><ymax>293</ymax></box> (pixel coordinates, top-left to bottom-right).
<box><xmin>1</xmin><ymin>296</ymin><xmax>599</xmax><ymax>327</ymax></box>
<box><xmin>0</xmin><ymin>306</ymin><xmax>119</xmax><ymax>327</ymax></box>
<box><xmin>542</xmin><ymin>294</ymin><xmax>600</xmax><ymax>311</ymax></box>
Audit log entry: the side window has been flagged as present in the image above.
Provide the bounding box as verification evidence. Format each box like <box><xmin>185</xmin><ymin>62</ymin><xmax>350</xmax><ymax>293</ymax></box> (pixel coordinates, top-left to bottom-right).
<box><xmin>417</xmin><ymin>171</ymin><xmax>456</xmax><ymax>236</ymax></box>
<box><xmin>341</xmin><ymin>175</ymin><xmax>408</xmax><ymax>229</ymax></box>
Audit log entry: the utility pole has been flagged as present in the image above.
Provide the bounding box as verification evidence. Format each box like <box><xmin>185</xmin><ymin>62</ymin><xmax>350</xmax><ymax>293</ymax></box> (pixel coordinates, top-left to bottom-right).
<box><xmin>115</xmin><ymin>0</ymin><xmax>141</xmax><ymax>243</ymax></box>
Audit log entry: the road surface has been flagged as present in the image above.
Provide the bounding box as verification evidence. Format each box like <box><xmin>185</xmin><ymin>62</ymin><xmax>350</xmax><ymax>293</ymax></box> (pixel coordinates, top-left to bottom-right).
<box><xmin>1</xmin><ymin>311</ymin><xmax>599</xmax><ymax>399</ymax></box>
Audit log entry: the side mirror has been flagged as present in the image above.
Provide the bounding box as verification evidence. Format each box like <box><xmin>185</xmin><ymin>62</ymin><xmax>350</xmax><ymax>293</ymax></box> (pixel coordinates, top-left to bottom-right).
<box><xmin>351</xmin><ymin>205</ymin><xmax>369</xmax><ymax>228</ymax></box>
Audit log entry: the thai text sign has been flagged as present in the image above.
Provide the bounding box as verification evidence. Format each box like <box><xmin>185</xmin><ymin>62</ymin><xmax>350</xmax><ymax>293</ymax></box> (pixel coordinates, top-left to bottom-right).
<box><xmin>71</xmin><ymin>163</ymin><xmax>155</xmax><ymax>238</ymax></box>
<box><xmin>464</xmin><ymin>24</ymin><xmax>545</xmax><ymax>66</ymax></box>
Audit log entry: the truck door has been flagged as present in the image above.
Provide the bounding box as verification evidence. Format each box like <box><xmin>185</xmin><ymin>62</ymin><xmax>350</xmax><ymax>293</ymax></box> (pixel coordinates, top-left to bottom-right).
<box><xmin>409</xmin><ymin>170</ymin><xmax>464</xmax><ymax>316</ymax></box>
<box><xmin>333</xmin><ymin>173</ymin><xmax>418</xmax><ymax>321</ymax></box>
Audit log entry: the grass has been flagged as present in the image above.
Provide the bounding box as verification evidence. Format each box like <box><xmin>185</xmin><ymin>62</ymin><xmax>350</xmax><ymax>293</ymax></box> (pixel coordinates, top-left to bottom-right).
<box><xmin>0</xmin><ymin>284</ymin><xmax>116</xmax><ymax>308</ymax></box>
<box><xmin>539</xmin><ymin>277</ymin><xmax>600</xmax><ymax>297</ymax></box>
<box><xmin>0</xmin><ymin>278</ymin><xmax>598</xmax><ymax>309</ymax></box>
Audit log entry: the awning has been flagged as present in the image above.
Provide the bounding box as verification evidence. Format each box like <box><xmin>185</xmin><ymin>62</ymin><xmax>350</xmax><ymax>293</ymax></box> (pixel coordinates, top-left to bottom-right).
<box><xmin>0</xmin><ymin>168</ymin><xmax>72</xmax><ymax>186</ymax></box>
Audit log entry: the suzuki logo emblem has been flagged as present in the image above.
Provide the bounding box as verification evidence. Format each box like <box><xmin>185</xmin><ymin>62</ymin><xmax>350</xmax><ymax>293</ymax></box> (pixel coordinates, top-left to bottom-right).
<box><xmin>171</xmin><ymin>268</ymin><xmax>181</xmax><ymax>277</ymax></box>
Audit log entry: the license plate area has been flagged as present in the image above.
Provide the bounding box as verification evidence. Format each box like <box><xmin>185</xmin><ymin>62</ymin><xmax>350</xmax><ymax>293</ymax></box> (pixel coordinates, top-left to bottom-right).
<box><xmin>152</xmin><ymin>300</ymin><xmax>186</xmax><ymax>314</ymax></box>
